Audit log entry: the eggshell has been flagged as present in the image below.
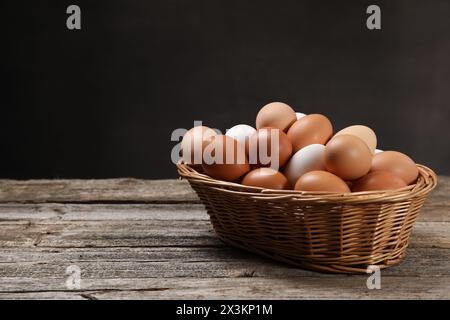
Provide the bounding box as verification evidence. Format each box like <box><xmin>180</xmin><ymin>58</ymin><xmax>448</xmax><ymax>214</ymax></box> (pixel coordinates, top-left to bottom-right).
<box><xmin>352</xmin><ymin>171</ymin><xmax>407</xmax><ymax>192</ymax></box>
<box><xmin>370</xmin><ymin>151</ymin><xmax>419</xmax><ymax>184</ymax></box>
<box><xmin>256</xmin><ymin>102</ymin><xmax>297</xmax><ymax>132</ymax></box>
<box><xmin>294</xmin><ymin>171</ymin><xmax>350</xmax><ymax>193</ymax></box>
<box><xmin>246</xmin><ymin>128</ymin><xmax>293</xmax><ymax>169</ymax></box>
<box><xmin>324</xmin><ymin>134</ymin><xmax>372</xmax><ymax>180</ymax></box>
<box><xmin>226</xmin><ymin>124</ymin><xmax>256</xmax><ymax>146</ymax></box>
<box><xmin>242</xmin><ymin>168</ymin><xmax>290</xmax><ymax>190</ymax></box>
<box><xmin>287</xmin><ymin>114</ymin><xmax>333</xmax><ymax>152</ymax></box>
<box><xmin>283</xmin><ymin>144</ymin><xmax>326</xmax><ymax>187</ymax></box>
<box><xmin>181</xmin><ymin>126</ymin><xmax>217</xmax><ymax>165</ymax></box>
<box><xmin>296</xmin><ymin>112</ymin><xmax>306</xmax><ymax>120</ymax></box>
<box><xmin>334</xmin><ymin>125</ymin><xmax>377</xmax><ymax>154</ymax></box>
<box><xmin>202</xmin><ymin>135</ymin><xmax>250</xmax><ymax>181</ymax></box>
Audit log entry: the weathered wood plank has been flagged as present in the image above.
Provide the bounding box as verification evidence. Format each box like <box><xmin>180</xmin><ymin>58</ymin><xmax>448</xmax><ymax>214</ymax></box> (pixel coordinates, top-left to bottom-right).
<box><xmin>0</xmin><ymin>220</ymin><xmax>448</xmax><ymax>249</ymax></box>
<box><xmin>0</xmin><ymin>179</ymin><xmax>199</xmax><ymax>203</ymax></box>
<box><xmin>0</xmin><ymin>220</ymin><xmax>220</xmax><ymax>248</ymax></box>
<box><xmin>0</xmin><ymin>247</ymin><xmax>448</xmax><ymax>280</ymax></box>
<box><xmin>0</xmin><ymin>203</ymin><xmax>208</xmax><ymax>221</ymax></box>
<box><xmin>0</xmin><ymin>276</ymin><xmax>449</xmax><ymax>299</ymax></box>
<box><xmin>0</xmin><ymin>177</ymin><xmax>447</xmax><ymax>300</ymax></box>
<box><xmin>0</xmin><ymin>177</ymin><xmax>447</xmax><ymax>208</ymax></box>
<box><xmin>0</xmin><ymin>291</ymin><xmax>87</xmax><ymax>300</ymax></box>
<box><xmin>0</xmin><ymin>202</ymin><xmax>447</xmax><ymax>222</ymax></box>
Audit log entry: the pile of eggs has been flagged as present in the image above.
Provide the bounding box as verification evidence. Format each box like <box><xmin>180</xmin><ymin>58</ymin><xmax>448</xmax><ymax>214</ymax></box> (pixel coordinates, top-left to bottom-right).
<box><xmin>181</xmin><ymin>102</ymin><xmax>419</xmax><ymax>193</ymax></box>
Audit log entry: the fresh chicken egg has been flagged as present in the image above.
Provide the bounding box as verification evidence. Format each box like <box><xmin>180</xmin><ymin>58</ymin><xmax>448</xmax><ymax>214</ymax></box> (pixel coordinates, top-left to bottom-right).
<box><xmin>181</xmin><ymin>126</ymin><xmax>217</xmax><ymax>165</ymax></box>
<box><xmin>370</xmin><ymin>151</ymin><xmax>419</xmax><ymax>184</ymax></box>
<box><xmin>334</xmin><ymin>125</ymin><xmax>377</xmax><ymax>154</ymax></box>
<box><xmin>202</xmin><ymin>135</ymin><xmax>250</xmax><ymax>181</ymax></box>
<box><xmin>294</xmin><ymin>170</ymin><xmax>350</xmax><ymax>193</ymax></box>
<box><xmin>287</xmin><ymin>114</ymin><xmax>333</xmax><ymax>153</ymax></box>
<box><xmin>246</xmin><ymin>128</ymin><xmax>292</xmax><ymax>169</ymax></box>
<box><xmin>256</xmin><ymin>102</ymin><xmax>297</xmax><ymax>132</ymax></box>
<box><xmin>352</xmin><ymin>171</ymin><xmax>407</xmax><ymax>192</ymax></box>
<box><xmin>226</xmin><ymin>124</ymin><xmax>256</xmax><ymax>146</ymax></box>
<box><xmin>283</xmin><ymin>144</ymin><xmax>326</xmax><ymax>187</ymax></box>
<box><xmin>241</xmin><ymin>167</ymin><xmax>290</xmax><ymax>190</ymax></box>
<box><xmin>295</xmin><ymin>112</ymin><xmax>306</xmax><ymax>120</ymax></box>
<box><xmin>324</xmin><ymin>134</ymin><xmax>372</xmax><ymax>180</ymax></box>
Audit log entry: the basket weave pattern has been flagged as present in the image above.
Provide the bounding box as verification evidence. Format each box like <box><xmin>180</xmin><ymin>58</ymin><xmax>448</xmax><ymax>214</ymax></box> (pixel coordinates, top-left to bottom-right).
<box><xmin>178</xmin><ymin>162</ymin><xmax>437</xmax><ymax>273</ymax></box>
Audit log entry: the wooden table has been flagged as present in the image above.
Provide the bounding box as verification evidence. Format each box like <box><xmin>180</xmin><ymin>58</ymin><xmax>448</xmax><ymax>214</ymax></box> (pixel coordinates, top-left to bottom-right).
<box><xmin>0</xmin><ymin>178</ymin><xmax>448</xmax><ymax>300</ymax></box>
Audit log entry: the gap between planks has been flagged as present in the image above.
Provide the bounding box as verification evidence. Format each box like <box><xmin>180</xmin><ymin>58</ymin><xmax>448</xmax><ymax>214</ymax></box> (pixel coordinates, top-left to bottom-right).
<box><xmin>0</xmin><ymin>276</ymin><xmax>449</xmax><ymax>299</ymax></box>
<box><xmin>0</xmin><ymin>177</ymin><xmax>448</xmax><ymax>206</ymax></box>
<box><xmin>0</xmin><ymin>247</ymin><xmax>448</xmax><ymax>278</ymax></box>
<box><xmin>0</xmin><ymin>220</ymin><xmax>448</xmax><ymax>249</ymax></box>
<box><xmin>0</xmin><ymin>179</ymin><xmax>199</xmax><ymax>204</ymax></box>
<box><xmin>0</xmin><ymin>202</ymin><xmax>446</xmax><ymax>222</ymax></box>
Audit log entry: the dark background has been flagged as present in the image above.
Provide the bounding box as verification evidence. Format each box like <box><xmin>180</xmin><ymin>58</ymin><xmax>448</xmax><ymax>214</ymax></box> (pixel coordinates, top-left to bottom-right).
<box><xmin>2</xmin><ymin>0</ymin><xmax>450</xmax><ymax>179</ymax></box>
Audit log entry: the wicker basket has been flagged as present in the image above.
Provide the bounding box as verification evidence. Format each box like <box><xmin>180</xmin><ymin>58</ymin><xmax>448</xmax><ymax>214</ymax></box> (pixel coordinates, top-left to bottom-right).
<box><xmin>177</xmin><ymin>162</ymin><xmax>437</xmax><ymax>273</ymax></box>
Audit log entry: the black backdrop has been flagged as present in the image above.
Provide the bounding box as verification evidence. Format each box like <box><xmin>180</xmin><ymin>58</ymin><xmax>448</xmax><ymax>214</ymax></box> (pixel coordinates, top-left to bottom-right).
<box><xmin>2</xmin><ymin>0</ymin><xmax>450</xmax><ymax>179</ymax></box>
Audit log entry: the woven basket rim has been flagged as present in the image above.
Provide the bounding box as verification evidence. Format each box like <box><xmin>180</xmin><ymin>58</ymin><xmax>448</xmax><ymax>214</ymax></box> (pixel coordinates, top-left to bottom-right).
<box><xmin>177</xmin><ymin>161</ymin><xmax>437</xmax><ymax>204</ymax></box>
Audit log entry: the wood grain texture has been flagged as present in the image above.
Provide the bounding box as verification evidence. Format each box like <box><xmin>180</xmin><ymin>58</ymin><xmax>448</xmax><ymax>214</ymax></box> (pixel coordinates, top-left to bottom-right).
<box><xmin>0</xmin><ymin>179</ymin><xmax>198</xmax><ymax>203</ymax></box>
<box><xmin>0</xmin><ymin>247</ymin><xmax>449</xmax><ymax>279</ymax></box>
<box><xmin>1</xmin><ymin>276</ymin><xmax>449</xmax><ymax>300</ymax></box>
<box><xmin>0</xmin><ymin>178</ymin><xmax>448</xmax><ymax>299</ymax></box>
<box><xmin>0</xmin><ymin>176</ymin><xmax>448</xmax><ymax>207</ymax></box>
<box><xmin>0</xmin><ymin>218</ymin><xmax>448</xmax><ymax>249</ymax></box>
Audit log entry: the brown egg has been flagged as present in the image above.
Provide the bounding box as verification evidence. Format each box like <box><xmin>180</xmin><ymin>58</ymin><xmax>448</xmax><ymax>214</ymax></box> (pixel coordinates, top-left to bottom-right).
<box><xmin>202</xmin><ymin>135</ymin><xmax>250</xmax><ymax>181</ymax></box>
<box><xmin>181</xmin><ymin>126</ymin><xmax>217</xmax><ymax>165</ymax></box>
<box><xmin>256</xmin><ymin>102</ymin><xmax>297</xmax><ymax>132</ymax></box>
<box><xmin>334</xmin><ymin>125</ymin><xmax>377</xmax><ymax>154</ymax></box>
<box><xmin>287</xmin><ymin>114</ymin><xmax>333</xmax><ymax>152</ymax></box>
<box><xmin>352</xmin><ymin>171</ymin><xmax>407</xmax><ymax>192</ymax></box>
<box><xmin>324</xmin><ymin>134</ymin><xmax>372</xmax><ymax>180</ymax></box>
<box><xmin>246</xmin><ymin>128</ymin><xmax>293</xmax><ymax>169</ymax></box>
<box><xmin>370</xmin><ymin>151</ymin><xmax>419</xmax><ymax>184</ymax></box>
<box><xmin>242</xmin><ymin>168</ymin><xmax>290</xmax><ymax>190</ymax></box>
<box><xmin>294</xmin><ymin>171</ymin><xmax>350</xmax><ymax>193</ymax></box>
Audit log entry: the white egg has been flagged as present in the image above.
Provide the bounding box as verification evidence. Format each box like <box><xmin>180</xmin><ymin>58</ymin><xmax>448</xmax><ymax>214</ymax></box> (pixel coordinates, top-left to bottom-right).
<box><xmin>375</xmin><ymin>149</ymin><xmax>384</xmax><ymax>154</ymax></box>
<box><xmin>295</xmin><ymin>112</ymin><xmax>306</xmax><ymax>120</ymax></box>
<box><xmin>283</xmin><ymin>144</ymin><xmax>326</xmax><ymax>187</ymax></box>
<box><xmin>225</xmin><ymin>124</ymin><xmax>256</xmax><ymax>146</ymax></box>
